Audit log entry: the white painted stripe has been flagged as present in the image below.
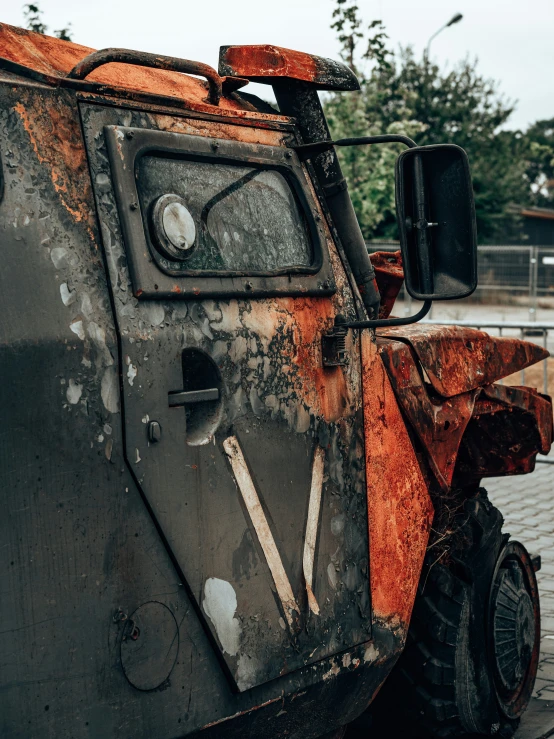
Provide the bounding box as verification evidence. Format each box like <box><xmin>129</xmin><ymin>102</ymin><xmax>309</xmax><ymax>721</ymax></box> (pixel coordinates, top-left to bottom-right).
<box><xmin>223</xmin><ymin>435</ymin><xmax>300</xmax><ymax>629</ymax></box>
<box><xmin>303</xmin><ymin>446</ymin><xmax>325</xmax><ymax>615</ymax></box>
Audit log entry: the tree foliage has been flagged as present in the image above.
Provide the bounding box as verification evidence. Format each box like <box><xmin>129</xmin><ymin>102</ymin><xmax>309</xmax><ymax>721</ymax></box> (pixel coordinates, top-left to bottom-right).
<box><xmin>325</xmin><ymin>1</ymin><xmax>543</xmax><ymax>243</ymax></box>
<box><xmin>525</xmin><ymin>118</ymin><xmax>554</xmax><ymax>208</ymax></box>
<box><xmin>23</xmin><ymin>4</ymin><xmax>72</xmax><ymax>42</ymax></box>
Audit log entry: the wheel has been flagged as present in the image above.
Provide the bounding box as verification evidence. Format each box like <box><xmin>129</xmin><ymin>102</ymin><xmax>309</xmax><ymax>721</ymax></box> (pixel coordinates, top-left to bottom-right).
<box><xmin>368</xmin><ymin>488</ymin><xmax>540</xmax><ymax>738</ymax></box>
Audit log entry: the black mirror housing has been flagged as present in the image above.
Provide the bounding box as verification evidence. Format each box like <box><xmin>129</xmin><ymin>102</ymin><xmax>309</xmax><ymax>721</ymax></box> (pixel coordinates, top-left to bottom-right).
<box><xmin>396</xmin><ymin>144</ymin><xmax>478</xmax><ymax>302</ymax></box>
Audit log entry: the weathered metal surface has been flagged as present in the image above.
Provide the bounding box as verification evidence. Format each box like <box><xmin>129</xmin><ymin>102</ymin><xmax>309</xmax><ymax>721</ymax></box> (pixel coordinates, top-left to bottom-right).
<box><xmin>219</xmin><ymin>44</ymin><xmax>360</xmax><ymax>91</ymax></box>
<box><xmin>377</xmin><ymin>337</ymin><xmax>479</xmax><ymax>490</ymax></box>
<box><xmin>454</xmin><ymin>384</ymin><xmax>553</xmax><ymax>482</ymax></box>
<box><xmin>361</xmin><ymin>334</ymin><xmax>434</xmax><ymax>630</ymax></box>
<box><xmin>0</xmin><ymin>23</ymin><xmax>283</xmax><ymax>120</ymax></box>
<box><xmin>68</xmin><ymin>47</ymin><xmax>225</xmax><ymax>105</ymax></box>
<box><xmin>7</xmin><ymin>23</ymin><xmax>549</xmax><ymax>739</ymax></box>
<box><xmin>378</xmin><ymin>323</ymin><xmax>549</xmax><ymax>397</ymax></box>
<box><xmin>81</xmin><ymin>100</ymin><xmax>375</xmax><ymax>695</ymax></box>
<box><xmin>0</xmin><ymin>70</ymin><xmax>404</xmax><ymax>739</ymax></box>
<box><xmin>369</xmin><ymin>250</ymin><xmax>404</xmax><ymax>319</ymax></box>
<box><xmin>378</xmin><ymin>330</ymin><xmax>552</xmax><ymax>489</ymax></box>
<box><xmin>103</xmin><ymin>124</ymin><xmax>336</xmax><ymax>300</ymax></box>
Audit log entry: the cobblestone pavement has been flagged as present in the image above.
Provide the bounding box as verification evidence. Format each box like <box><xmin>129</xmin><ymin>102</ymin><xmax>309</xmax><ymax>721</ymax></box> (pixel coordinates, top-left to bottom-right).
<box><xmin>486</xmin><ymin>464</ymin><xmax>554</xmax><ymax>737</ymax></box>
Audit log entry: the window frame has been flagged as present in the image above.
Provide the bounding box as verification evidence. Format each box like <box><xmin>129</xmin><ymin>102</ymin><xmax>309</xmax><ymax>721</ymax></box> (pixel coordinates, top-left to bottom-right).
<box><xmin>104</xmin><ymin>125</ymin><xmax>336</xmax><ymax>300</ymax></box>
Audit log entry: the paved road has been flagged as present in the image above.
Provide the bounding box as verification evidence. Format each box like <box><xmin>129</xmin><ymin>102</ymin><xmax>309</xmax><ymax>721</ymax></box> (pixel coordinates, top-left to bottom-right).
<box><xmin>487</xmin><ymin>465</ymin><xmax>554</xmax><ymax>738</ymax></box>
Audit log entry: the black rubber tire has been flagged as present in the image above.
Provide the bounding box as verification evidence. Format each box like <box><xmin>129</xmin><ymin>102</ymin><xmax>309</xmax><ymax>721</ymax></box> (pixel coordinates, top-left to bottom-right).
<box><xmin>368</xmin><ymin>488</ymin><xmax>535</xmax><ymax>738</ymax></box>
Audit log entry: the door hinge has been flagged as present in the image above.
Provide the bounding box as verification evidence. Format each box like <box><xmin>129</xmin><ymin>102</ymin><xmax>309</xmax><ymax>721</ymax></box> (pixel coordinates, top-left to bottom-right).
<box><xmin>322</xmin><ymin>317</ymin><xmax>349</xmax><ymax>367</ymax></box>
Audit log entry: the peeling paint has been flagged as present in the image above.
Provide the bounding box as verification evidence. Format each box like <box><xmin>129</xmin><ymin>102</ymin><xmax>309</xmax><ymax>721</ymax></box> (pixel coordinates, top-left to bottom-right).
<box><xmin>69</xmin><ymin>319</ymin><xmax>85</xmax><ymax>340</ymax></box>
<box><xmin>101</xmin><ymin>367</ymin><xmax>120</xmax><ymax>414</ymax></box>
<box><xmin>66</xmin><ymin>378</ymin><xmax>82</xmax><ymax>405</ymax></box>
<box><xmin>60</xmin><ymin>282</ymin><xmax>76</xmax><ymax>306</ymax></box>
<box><xmin>363</xmin><ymin>644</ymin><xmax>380</xmax><ymax>663</ymax></box>
<box><xmin>303</xmin><ymin>446</ymin><xmax>325</xmax><ymax>616</ymax></box>
<box><xmin>203</xmin><ymin>577</ymin><xmax>241</xmax><ymax>656</ymax></box>
<box><xmin>126</xmin><ymin>357</ymin><xmax>137</xmax><ymax>386</ymax></box>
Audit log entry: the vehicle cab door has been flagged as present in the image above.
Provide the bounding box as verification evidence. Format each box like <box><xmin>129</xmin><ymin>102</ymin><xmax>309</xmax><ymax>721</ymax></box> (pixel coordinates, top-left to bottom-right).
<box><xmin>82</xmin><ymin>103</ymin><xmax>371</xmax><ymax>692</ymax></box>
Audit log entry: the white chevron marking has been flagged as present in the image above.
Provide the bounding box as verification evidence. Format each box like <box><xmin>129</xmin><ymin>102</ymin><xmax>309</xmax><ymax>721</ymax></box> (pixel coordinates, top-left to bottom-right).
<box><xmin>223</xmin><ymin>435</ymin><xmax>300</xmax><ymax>629</ymax></box>
<box><xmin>303</xmin><ymin>445</ymin><xmax>325</xmax><ymax>615</ymax></box>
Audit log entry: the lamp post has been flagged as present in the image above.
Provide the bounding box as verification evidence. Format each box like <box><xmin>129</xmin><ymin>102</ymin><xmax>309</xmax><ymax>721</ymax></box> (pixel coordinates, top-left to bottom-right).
<box><xmin>425</xmin><ymin>13</ymin><xmax>463</xmax><ymax>60</ymax></box>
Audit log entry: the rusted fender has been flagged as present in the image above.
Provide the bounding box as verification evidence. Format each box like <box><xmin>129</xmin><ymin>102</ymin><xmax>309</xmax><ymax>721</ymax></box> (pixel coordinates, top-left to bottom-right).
<box><xmin>219</xmin><ymin>44</ymin><xmax>360</xmax><ymax>91</ymax></box>
<box><xmin>361</xmin><ymin>335</ymin><xmax>434</xmax><ymax>631</ymax></box>
<box><xmin>378</xmin><ymin>324</ymin><xmax>549</xmax><ymax>397</ymax></box>
<box><xmin>454</xmin><ymin>384</ymin><xmax>553</xmax><ymax>483</ymax></box>
<box><xmin>369</xmin><ymin>250</ymin><xmax>404</xmax><ymax>320</ymax></box>
<box><xmin>377</xmin><ymin>337</ymin><xmax>479</xmax><ymax>490</ymax></box>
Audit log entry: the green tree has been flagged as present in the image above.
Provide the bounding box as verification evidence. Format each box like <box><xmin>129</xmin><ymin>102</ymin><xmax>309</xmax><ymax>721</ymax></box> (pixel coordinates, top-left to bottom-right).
<box><xmin>23</xmin><ymin>3</ymin><xmax>72</xmax><ymax>41</ymax></box>
<box><xmin>326</xmin><ymin>3</ymin><xmax>422</xmax><ymax>239</ymax></box>
<box><xmin>325</xmin><ymin>2</ymin><xmax>529</xmax><ymax>243</ymax></box>
<box><xmin>524</xmin><ymin>118</ymin><xmax>554</xmax><ymax>208</ymax></box>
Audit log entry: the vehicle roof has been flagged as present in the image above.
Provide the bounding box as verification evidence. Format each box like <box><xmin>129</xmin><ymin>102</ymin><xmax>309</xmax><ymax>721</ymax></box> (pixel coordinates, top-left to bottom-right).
<box><xmin>0</xmin><ymin>22</ymin><xmax>275</xmax><ymax>117</ymax></box>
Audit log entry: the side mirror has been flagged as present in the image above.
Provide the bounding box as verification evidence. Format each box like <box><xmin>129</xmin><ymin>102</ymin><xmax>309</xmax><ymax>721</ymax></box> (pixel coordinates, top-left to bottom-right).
<box><xmin>294</xmin><ymin>135</ymin><xmax>478</xmax><ymax>328</ymax></box>
<box><xmin>396</xmin><ymin>144</ymin><xmax>477</xmax><ymax>301</ymax></box>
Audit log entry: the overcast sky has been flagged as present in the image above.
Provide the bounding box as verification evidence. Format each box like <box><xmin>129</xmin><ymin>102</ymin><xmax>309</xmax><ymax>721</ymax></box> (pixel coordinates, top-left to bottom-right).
<box><xmin>2</xmin><ymin>1</ymin><xmax>552</xmax><ymax>130</ymax></box>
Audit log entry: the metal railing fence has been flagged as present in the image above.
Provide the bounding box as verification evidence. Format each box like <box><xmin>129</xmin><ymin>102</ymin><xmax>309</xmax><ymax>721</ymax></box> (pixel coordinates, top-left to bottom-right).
<box><xmin>368</xmin><ymin>243</ymin><xmax>554</xmax><ymax>319</ymax></box>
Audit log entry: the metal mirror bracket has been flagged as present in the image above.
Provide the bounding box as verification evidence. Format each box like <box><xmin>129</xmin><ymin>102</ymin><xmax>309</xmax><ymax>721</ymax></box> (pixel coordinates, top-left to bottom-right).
<box><xmin>294</xmin><ymin>135</ymin><xmax>435</xmax><ymax>330</ymax></box>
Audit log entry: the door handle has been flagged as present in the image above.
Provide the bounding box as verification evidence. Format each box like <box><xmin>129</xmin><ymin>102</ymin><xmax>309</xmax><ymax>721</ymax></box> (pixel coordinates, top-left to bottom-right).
<box><xmin>168</xmin><ymin>388</ymin><xmax>220</xmax><ymax>407</ymax></box>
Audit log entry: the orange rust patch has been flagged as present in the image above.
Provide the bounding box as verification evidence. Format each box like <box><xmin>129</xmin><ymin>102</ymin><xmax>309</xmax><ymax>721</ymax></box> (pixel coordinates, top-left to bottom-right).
<box><xmin>154</xmin><ymin>113</ymin><xmax>288</xmax><ymax>148</ymax></box>
<box><xmin>0</xmin><ymin>23</ymin><xmax>289</xmax><ymax>120</ymax></box>
<box><xmin>285</xmin><ymin>297</ymin><xmax>351</xmax><ymax>423</ymax></box>
<box><xmin>14</xmin><ymin>99</ymin><xmax>95</xmax><ymax>228</ymax></box>
<box><xmin>361</xmin><ymin>333</ymin><xmax>434</xmax><ymax>628</ymax></box>
<box><xmin>221</xmin><ymin>45</ymin><xmax>319</xmax><ymax>84</ymax></box>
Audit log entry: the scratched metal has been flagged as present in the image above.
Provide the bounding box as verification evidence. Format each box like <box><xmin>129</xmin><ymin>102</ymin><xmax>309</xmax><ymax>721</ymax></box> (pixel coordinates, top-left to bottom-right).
<box><xmin>0</xmin><ymin>25</ymin><xmax>456</xmax><ymax>739</ymax></box>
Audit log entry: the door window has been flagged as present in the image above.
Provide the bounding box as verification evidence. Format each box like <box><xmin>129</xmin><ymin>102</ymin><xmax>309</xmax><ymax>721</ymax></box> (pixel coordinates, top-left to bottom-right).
<box><xmin>138</xmin><ymin>157</ymin><xmax>313</xmax><ymax>272</ymax></box>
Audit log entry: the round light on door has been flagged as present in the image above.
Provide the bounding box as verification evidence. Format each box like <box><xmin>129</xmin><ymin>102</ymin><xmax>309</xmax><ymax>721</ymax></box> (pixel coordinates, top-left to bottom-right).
<box><xmin>151</xmin><ymin>193</ymin><xmax>196</xmax><ymax>260</ymax></box>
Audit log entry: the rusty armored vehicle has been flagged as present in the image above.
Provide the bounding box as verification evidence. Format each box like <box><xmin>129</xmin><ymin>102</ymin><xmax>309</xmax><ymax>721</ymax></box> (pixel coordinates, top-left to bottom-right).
<box><xmin>0</xmin><ymin>23</ymin><xmax>552</xmax><ymax>739</ymax></box>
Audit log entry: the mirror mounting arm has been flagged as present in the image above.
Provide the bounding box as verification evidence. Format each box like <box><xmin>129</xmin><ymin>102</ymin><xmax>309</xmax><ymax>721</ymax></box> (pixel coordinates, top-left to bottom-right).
<box><xmin>296</xmin><ymin>135</ymin><xmax>437</xmax><ymax>331</ymax></box>
<box><xmin>293</xmin><ymin>134</ymin><xmax>417</xmax><ymax>161</ymax></box>
<box><xmin>340</xmin><ymin>300</ymin><xmax>432</xmax><ymax>330</ymax></box>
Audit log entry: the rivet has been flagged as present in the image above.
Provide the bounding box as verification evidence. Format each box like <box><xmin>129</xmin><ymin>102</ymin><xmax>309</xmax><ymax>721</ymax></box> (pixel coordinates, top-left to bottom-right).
<box><xmin>211</xmin><ymin>141</ymin><xmax>220</xmax><ymax>151</ymax></box>
<box><xmin>284</xmin><ymin>151</ymin><xmax>293</xmax><ymax>159</ymax></box>
<box><xmin>245</xmin><ymin>280</ymin><xmax>253</xmax><ymax>291</ymax></box>
<box><xmin>130</xmin><ymin>202</ymin><xmax>139</xmax><ymax>210</ymax></box>
<box><xmin>126</xmin><ymin>130</ymin><xmax>135</xmax><ymax>139</ymax></box>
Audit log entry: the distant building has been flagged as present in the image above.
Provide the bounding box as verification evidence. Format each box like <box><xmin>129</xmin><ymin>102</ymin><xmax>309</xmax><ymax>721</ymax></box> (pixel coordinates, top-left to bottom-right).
<box><xmin>520</xmin><ymin>206</ymin><xmax>554</xmax><ymax>245</ymax></box>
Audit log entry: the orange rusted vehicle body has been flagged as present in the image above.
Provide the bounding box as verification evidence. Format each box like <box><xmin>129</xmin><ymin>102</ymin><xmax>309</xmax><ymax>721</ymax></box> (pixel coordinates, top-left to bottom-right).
<box><xmin>0</xmin><ymin>25</ymin><xmax>550</xmax><ymax>739</ymax></box>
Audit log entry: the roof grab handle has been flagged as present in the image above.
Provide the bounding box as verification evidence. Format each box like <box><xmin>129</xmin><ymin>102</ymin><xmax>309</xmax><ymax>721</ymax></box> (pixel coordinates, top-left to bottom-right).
<box><xmin>68</xmin><ymin>48</ymin><xmax>223</xmax><ymax>105</ymax></box>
